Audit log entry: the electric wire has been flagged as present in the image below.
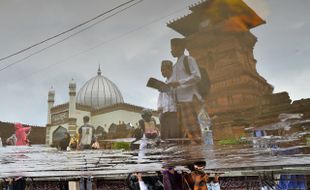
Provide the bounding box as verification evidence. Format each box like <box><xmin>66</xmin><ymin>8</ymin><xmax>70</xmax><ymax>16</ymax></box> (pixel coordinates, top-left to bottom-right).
<box><xmin>0</xmin><ymin>0</ymin><xmax>143</xmax><ymax>72</ymax></box>
<box><xmin>0</xmin><ymin>0</ymin><xmax>137</xmax><ymax>63</ymax></box>
<box><xmin>6</xmin><ymin>5</ymin><xmax>189</xmax><ymax>84</ymax></box>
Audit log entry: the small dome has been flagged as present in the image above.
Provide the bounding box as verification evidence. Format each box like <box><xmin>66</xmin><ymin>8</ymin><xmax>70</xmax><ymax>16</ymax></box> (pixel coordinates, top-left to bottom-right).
<box><xmin>76</xmin><ymin>68</ymin><xmax>124</xmax><ymax>109</ymax></box>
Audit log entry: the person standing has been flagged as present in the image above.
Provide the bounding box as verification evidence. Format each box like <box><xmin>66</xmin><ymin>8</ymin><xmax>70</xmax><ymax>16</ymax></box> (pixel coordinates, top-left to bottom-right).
<box><xmin>137</xmin><ymin>109</ymin><xmax>160</xmax><ymax>160</ymax></box>
<box><xmin>78</xmin><ymin>116</ymin><xmax>95</xmax><ymax>150</ymax></box>
<box><xmin>6</xmin><ymin>133</ymin><xmax>17</xmax><ymax>146</ymax></box>
<box><xmin>59</xmin><ymin>132</ymin><xmax>71</xmax><ymax>151</ymax></box>
<box><xmin>14</xmin><ymin>123</ymin><xmax>31</xmax><ymax>146</ymax></box>
<box><xmin>157</xmin><ymin>60</ymin><xmax>182</xmax><ymax>140</ymax></box>
<box><xmin>169</xmin><ymin>38</ymin><xmax>203</xmax><ymax>144</ymax></box>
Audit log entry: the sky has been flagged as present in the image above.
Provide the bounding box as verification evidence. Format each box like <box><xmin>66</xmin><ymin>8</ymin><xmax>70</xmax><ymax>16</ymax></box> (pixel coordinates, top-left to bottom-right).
<box><xmin>0</xmin><ymin>0</ymin><xmax>309</xmax><ymax>126</ymax></box>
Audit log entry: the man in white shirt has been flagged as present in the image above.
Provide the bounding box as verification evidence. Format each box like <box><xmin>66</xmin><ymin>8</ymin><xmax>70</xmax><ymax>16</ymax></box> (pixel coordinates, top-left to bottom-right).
<box><xmin>78</xmin><ymin>116</ymin><xmax>95</xmax><ymax>150</ymax></box>
<box><xmin>157</xmin><ymin>60</ymin><xmax>182</xmax><ymax>140</ymax></box>
<box><xmin>168</xmin><ymin>38</ymin><xmax>203</xmax><ymax>144</ymax></box>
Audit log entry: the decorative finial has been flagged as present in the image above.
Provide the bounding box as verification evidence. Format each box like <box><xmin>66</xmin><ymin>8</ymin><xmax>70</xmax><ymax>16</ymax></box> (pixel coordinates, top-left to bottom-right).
<box><xmin>97</xmin><ymin>65</ymin><xmax>102</xmax><ymax>75</ymax></box>
<box><xmin>69</xmin><ymin>78</ymin><xmax>76</xmax><ymax>90</ymax></box>
<box><xmin>48</xmin><ymin>85</ymin><xmax>55</xmax><ymax>101</ymax></box>
<box><xmin>49</xmin><ymin>85</ymin><xmax>55</xmax><ymax>94</ymax></box>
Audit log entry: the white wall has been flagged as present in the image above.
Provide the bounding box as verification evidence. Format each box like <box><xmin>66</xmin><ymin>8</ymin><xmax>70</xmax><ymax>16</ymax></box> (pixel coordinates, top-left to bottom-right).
<box><xmin>74</xmin><ymin>110</ymin><xmax>91</xmax><ymax>128</ymax></box>
<box><xmin>47</xmin><ymin>108</ymin><xmax>159</xmax><ymax>144</ymax></box>
<box><xmin>91</xmin><ymin>110</ymin><xmax>142</xmax><ymax>131</ymax></box>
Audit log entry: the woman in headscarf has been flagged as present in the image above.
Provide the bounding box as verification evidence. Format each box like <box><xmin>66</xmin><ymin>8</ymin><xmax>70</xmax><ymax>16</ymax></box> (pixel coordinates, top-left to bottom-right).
<box><xmin>15</xmin><ymin>123</ymin><xmax>31</xmax><ymax>146</ymax></box>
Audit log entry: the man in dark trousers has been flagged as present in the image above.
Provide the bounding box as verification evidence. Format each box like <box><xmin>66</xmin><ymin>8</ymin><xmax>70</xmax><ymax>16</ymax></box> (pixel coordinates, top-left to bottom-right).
<box><xmin>157</xmin><ymin>60</ymin><xmax>182</xmax><ymax>140</ymax></box>
<box><xmin>168</xmin><ymin>38</ymin><xmax>203</xmax><ymax>144</ymax></box>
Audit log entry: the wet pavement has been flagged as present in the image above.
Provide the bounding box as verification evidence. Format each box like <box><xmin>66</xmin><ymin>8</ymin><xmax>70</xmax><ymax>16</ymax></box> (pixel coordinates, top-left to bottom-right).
<box><xmin>1</xmin><ymin>113</ymin><xmax>309</xmax><ymax>179</ymax></box>
<box><xmin>0</xmin><ymin>143</ymin><xmax>309</xmax><ymax>179</ymax></box>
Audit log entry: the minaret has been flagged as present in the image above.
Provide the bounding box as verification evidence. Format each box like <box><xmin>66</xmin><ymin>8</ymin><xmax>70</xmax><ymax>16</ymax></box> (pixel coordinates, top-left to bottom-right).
<box><xmin>68</xmin><ymin>78</ymin><xmax>77</xmax><ymax>136</ymax></box>
<box><xmin>69</xmin><ymin>78</ymin><xmax>76</xmax><ymax>118</ymax></box>
<box><xmin>46</xmin><ymin>86</ymin><xmax>55</xmax><ymax>145</ymax></box>
<box><xmin>47</xmin><ymin>86</ymin><xmax>55</xmax><ymax>125</ymax></box>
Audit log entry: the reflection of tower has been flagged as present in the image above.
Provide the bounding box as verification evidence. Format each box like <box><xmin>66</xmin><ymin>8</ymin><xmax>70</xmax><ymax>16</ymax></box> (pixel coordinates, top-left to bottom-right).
<box><xmin>68</xmin><ymin>79</ymin><xmax>77</xmax><ymax>136</ymax></box>
<box><xmin>47</xmin><ymin>87</ymin><xmax>55</xmax><ymax>125</ymax></box>
<box><xmin>168</xmin><ymin>0</ymin><xmax>274</xmax><ymax>114</ymax></box>
<box><xmin>46</xmin><ymin>87</ymin><xmax>55</xmax><ymax>144</ymax></box>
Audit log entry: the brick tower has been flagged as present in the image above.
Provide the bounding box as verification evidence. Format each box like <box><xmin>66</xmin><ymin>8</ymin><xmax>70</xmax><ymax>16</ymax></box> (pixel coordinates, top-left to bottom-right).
<box><xmin>168</xmin><ymin>0</ymin><xmax>276</xmax><ymax>114</ymax></box>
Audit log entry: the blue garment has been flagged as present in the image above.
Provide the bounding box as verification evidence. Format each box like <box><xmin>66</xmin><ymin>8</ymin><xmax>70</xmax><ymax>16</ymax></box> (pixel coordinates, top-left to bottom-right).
<box><xmin>79</xmin><ymin>178</ymin><xmax>85</xmax><ymax>190</ymax></box>
<box><xmin>278</xmin><ymin>175</ymin><xmax>307</xmax><ymax>190</ymax></box>
<box><xmin>207</xmin><ymin>182</ymin><xmax>220</xmax><ymax>190</ymax></box>
<box><xmin>86</xmin><ymin>177</ymin><xmax>92</xmax><ymax>190</ymax></box>
<box><xmin>254</xmin><ymin>130</ymin><xmax>264</xmax><ymax>137</ymax></box>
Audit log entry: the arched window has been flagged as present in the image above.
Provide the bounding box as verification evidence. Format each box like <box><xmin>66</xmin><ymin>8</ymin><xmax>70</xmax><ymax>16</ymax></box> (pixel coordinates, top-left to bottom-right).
<box><xmin>95</xmin><ymin>126</ymin><xmax>107</xmax><ymax>140</ymax></box>
<box><xmin>96</xmin><ymin>126</ymin><xmax>105</xmax><ymax>137</ymax></box>
<box><xmin>109</xmin><ymin>123</ymin><xmax>117</xmax><ymax>133</ymax></box>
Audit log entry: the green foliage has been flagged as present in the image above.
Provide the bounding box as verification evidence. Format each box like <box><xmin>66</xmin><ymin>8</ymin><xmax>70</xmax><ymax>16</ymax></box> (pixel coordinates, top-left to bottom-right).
<box><xmin>219</xmin><ymin>137</ymin><xmax>249</xmax><ymax>145</ymax></box>
<box><xmin>111</xmin><ymin>142</ymin><xmax>131</xmax><ymax>150</ymax></box>
<box><xmin>219</xmin><ymin>138</ymin><xmax>241</xmax><ymax>145</ymax></box>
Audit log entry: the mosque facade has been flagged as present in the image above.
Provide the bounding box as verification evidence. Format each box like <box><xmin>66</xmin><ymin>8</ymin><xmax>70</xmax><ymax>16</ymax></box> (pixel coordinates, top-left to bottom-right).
<box><xmin>45</xmin><ymin>67</ymin><xmax>155</xmax><ymax>145</ymax></box>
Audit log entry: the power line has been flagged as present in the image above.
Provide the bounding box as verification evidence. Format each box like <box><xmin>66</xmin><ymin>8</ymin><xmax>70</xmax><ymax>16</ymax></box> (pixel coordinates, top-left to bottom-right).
<box><xmin>0</xmin><ymin>0</ymin><xmax>137</xmax><ymax>63</ymax></box>
<box><xmin>6</xmin><ymin>5</ymin><xmax>189</xmax><ymax>84</ymax></box>
<box><xmin>0</xmin><ymin>0</ymin><xmax>143</xmax><ymax>72</ymax></box>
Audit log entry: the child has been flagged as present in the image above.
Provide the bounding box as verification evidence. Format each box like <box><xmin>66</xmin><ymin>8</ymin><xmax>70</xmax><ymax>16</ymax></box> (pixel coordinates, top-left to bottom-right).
<box><xmin>136</xmin><ymin>109</ymin><xmax>160</xmax><ymax>160</ymax></box>
<box><xmin>139</xmin><ymin>109</ymin><xmax>159</xmax><ymax>139</ymax></box>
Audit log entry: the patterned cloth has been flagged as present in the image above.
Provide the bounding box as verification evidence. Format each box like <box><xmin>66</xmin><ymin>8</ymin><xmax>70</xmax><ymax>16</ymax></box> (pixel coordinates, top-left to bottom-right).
<box><xmin>178</xmin><ymin>97</ymin><xmax>202</xmax><ymax>144</ymax></box>
<box><xmin>78</xmin><ymin>123</ymin><xmax>95</xmax><ymax>147</ymax></box>
<box><xmin>160</xmin><ymin>112</ymin><xmax>181</xmax><ymax>139</ymax></box>
<box><xmin>183</xmin><ymin>171</ymin><xmax>209</xmax><ymax>190</ymax></box>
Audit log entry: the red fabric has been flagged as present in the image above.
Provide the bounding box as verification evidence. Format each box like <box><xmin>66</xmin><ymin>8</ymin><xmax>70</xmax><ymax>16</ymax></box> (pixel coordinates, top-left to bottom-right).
<box><xmin>15</xmin><ymin>123</ymin><xmax>31</xmax><ymax>146</ymax></box>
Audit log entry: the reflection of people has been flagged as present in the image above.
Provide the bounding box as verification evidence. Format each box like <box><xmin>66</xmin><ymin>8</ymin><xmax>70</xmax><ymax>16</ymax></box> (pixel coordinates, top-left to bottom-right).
<box><xmin>6</xmin><ymin>133</ymin><xmax>17</xmax><ymax>145</ymax></box>
<box><xmin>139</xmin><ymin>109</ymin><xmax>159</xmax><ymax>139</ymax></box>
<box><xmin>137</xmin><ymin>109</ymin><xmax>160</xmax><ymax>159</ymax></box>
<box><xmin>127</xmin><ymin>172</ymin><xmax>163</xmax><ymax>190</ymax></box>
<box><xmin>69</xmin><ymin>133</ymin><xmax>79</xmax><ymax>150</ymax></box>
<box><xmin>15</xmin><ymin>123</ymin><xmax>31</xmax><ymax>146</ymax></box>
<box><xmin>157</xmin><ymin>60</ymin><xmax>182</xmax><ymax>140</ymax></box>
<box><xmin>169</xmin><ymin>38</ymin><xmax>203</xmax><ymax>144</ymax></box>
<box><xmin>183</xmin><ymin>161</ymin><xmax>209</xmax><ymax>190</ymax></box>
<box><xmin>136</xmin><ymin>173</ymin><xmax>148</xmax><ymax>190</ymax></box>
<box><xmin>206</xmin><ymin>174</ymin><xmax>220</xmax><ymax>190</ymax></box>
<box><xmin>59</xmin><ymin>132</ymin><xmax>71</xmax><ymax>151</ymax></box>
<box><xmin>162</xmin><ymin>167</ymin><xmax>182</xmax><ymax>190</ymax></box>
<box><xmin>78</xmin><ymin>116</ymin><xmax>95</xmax><ymax>150</ymax></box>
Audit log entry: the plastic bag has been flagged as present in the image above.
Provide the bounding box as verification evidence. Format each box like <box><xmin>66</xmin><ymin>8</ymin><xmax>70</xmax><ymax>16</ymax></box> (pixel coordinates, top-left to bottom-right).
<box><xmin>197</xmin><ymin>108</ymin><xmax>211</xmax><ymax>131</ymax></box>
<box><xmin>197</xmin><ymin>108</ymin><xmax>213</xmax><ymax>145</ymax></box>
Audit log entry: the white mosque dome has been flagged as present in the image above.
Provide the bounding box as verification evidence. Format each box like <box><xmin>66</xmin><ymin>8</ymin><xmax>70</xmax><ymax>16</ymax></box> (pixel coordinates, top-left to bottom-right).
<box><xmin>76</xmin><ymin>67</ymin><xmax>124</xmax><ymax>109</ymax></box>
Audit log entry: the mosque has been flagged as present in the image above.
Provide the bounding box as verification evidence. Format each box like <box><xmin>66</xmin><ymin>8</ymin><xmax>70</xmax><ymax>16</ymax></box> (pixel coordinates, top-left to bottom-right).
<box><xmin>45</xmin><ymin>67</ymin><xmax>156</xmax><ymax>145</ymax></box>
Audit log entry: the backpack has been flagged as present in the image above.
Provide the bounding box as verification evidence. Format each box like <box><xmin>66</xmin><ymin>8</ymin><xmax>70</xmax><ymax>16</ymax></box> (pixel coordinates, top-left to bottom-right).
<box><xmin>183</xmin><ymin>56</ymin><xmax>211</xmax><ymax>98</ymax></box>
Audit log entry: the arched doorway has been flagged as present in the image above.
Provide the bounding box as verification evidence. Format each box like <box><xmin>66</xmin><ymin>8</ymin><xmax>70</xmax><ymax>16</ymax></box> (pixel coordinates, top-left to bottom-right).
<box><xmin>96</xmin><ymin>126</ymin><xmax>107</xmax><ymax>140</ymax></box>
<box><xmin>52</xmin><ymin>126</ymin><xmax>67</xmax><ymax>146</ymax></box>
